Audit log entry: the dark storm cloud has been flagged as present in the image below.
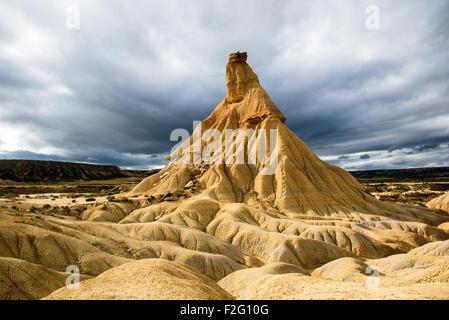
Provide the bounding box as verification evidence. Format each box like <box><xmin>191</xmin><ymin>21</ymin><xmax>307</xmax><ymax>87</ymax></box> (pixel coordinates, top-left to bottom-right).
<box><xmin>0</xmin><ymin>0</ymin><xmax>448</xmax><ymax>169</ymax></box>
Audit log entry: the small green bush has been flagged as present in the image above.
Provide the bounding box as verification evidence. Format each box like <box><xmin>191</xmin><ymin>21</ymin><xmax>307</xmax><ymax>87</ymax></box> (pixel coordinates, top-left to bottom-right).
<box><xmin>2</xmin><ymin>193</ymin><xmax>18</xmax><ymax>199</ymax></box>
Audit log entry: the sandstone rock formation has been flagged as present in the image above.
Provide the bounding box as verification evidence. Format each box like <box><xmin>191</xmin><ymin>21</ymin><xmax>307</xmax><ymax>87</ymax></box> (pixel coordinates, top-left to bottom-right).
<box><xmin>127</xmin><ymin>51</ymin><xmax>449</xmax><ymax>265</ymax></box>
<box><xmin>0</xmin><ymin>52</ymin><xmax>448</xmax><ymax>300</ymax></box>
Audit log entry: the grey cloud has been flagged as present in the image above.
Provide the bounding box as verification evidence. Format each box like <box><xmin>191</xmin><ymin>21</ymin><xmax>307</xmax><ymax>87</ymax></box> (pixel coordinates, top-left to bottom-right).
<box><xmin>330</xmin><ymin>143</ymin><xmax>449</xmax><ymax>170</ymax></box>
<box><xmin>0</xmin><ymin>0</ymin><xmax>448</xmax><ymax>169</ymax></box>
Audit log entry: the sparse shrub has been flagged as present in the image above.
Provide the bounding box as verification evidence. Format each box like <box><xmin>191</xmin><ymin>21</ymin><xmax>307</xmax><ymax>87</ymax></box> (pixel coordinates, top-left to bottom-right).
<box><xmin>391</xmin><ymin>184</ymin><xmax>411</xmax><ymax>193</ymax></box>
<box><xmin>364</xmin><ymin>183</ymin><xmax>391</xmax><ymax>194</ymax></box>
<box><xmin>413</xmin><ymin>183</ymin><xmax>430</xmax><ymax>191</ymax></box>
<box><xmin>86</xmin><ymin>198</ymin><xmax>96</xmax><ymax>202</ymax></box>
<box><xmin>107</xmin><ymin>195</ymin><xmax>115</xmax><ymax>201</ymax></box>
<box><xmin>2</xmin><ymin>193</ymin><xmax>18</xmax><ymax>199</ymax></box>
<box><xmin>43</xmin><ymin>204</ymin><xmax>51</xmax><ymax>209</ymax></box>
<box><xmin>429</xmin><ymin>184</ymin><xmax>449</xmax><ymax>192</ymax></box>
<box><xmin>110</xmin><ymin>196</ymin><xmax>130</xmax><ymax>203</ymax></box>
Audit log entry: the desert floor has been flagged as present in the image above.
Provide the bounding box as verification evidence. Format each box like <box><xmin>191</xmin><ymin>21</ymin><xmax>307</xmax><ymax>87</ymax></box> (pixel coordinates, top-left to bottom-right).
<box><xmin>1</xmin><ymin>177</ymin><xmax>448</xmax><ymax>300</ymax></box>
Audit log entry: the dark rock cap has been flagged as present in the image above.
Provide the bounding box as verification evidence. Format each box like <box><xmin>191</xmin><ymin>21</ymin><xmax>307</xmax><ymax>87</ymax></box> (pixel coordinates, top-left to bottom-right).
<box><xmin>229</xmin><ymin>51</ymin><xmax>247</xmax><ymax>63</ymax></box>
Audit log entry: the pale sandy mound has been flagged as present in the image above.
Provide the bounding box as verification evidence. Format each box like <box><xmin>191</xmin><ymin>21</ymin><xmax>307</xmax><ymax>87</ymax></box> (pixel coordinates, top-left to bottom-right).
<box><xmin>44</xmin><ymin>259</ymin><xmax>233</xmax><ymax>300</ymax></box>
<box><xmin>220</xmin><ymin>253</ymin><xmax>449</xmax><ymax>299</ymax></box>
<box><xmin>427</xmin><ymin>192</ymin><xmax>449</xmax><ymax>213</ymax></box>
<box><xmin>118</xmin><ymin>201</ymin><xmax>178</xmax><ymax>224</ymax></box>
<box><xmin>366</xmin><ymin>254</ymin><xmax>449</xmax><ymax>283</ymax></box>
<box><xmin>220</xmin><ymin>239</ymin><xmax>449</xmax><ymax>299</ymax></box>
<box><xmin>311</xmin><ymin>257</ymin><xmax>369</xmax><ymax>282</ymax></box>
<box><xmin>408</xmin><ymin>240</ymin><xmax>449</xmax><ymax>256</ymax></box>
<box><xmin>439</xmin><ymin>222</ymin><xmax>449</xmax><ymax>234</ymax></box>
<box><xmin>218</xmin><ymin>262</ymin><xmax>307</xmax><ymax>299</ymax></box>
<box><xmin>0</xmin><ymin>257</ymin><xmax>85</xmax><ymax>300</ymax></box>
<box><xmin>219</xmin><ymin>271</ymin><xmax>449</xmax><ymax>299</ymax></box>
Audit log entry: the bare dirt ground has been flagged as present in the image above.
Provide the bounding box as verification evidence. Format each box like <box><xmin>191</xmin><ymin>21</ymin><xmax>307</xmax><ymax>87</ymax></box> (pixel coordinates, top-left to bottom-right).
<box><xmin>364</xmin><ymin>181</ymin><xmax>449</xmax><ymax>206</ymax></box>
<box><xmin>2</xmin><ymin>178</ymin><xmax>446</xmax><ymax>212</ymax></box>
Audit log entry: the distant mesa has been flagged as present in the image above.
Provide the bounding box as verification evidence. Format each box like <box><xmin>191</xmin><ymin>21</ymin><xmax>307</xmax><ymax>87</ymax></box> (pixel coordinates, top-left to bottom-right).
<box><xmin>0</xmin><ymin>159</ymin><xmax>158</xmax><ymax>182</ymax></box>
<box><xmin>350</xmin><ymin>167</ymin><xmax>449</xmax><ymax>181</ymax></box>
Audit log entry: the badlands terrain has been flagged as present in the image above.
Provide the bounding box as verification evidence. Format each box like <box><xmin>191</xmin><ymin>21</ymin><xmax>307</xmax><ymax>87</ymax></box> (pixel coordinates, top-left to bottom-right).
<box><xmin>1</xmin><ymin>52</ymin><xmax>449</xmax><ymax>300</ymax></box>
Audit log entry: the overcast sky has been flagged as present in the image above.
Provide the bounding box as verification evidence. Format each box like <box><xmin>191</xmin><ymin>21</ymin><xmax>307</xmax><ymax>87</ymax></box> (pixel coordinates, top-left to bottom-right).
<box><xmin>0</xmin><ymin>0</ymin><xmax>448</xmax><ymax>170</ymax></box>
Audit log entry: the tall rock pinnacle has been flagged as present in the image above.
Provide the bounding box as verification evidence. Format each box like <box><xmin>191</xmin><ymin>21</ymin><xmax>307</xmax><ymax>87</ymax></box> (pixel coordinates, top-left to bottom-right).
<box><xmin>226</xmin><ymin>52</ymin><xmax>257</xmax><ymax>103</ymax></box>
<box><xmin>126</xmin><ymin>52</ymin><xmax>449</xmax><ymax>264</ymax></box>
<box><xmin>130</xmin><ymin>52</ymin><xmax>446</xmax><ymax>225</ymax></box>
<box><xmin>204</xmin><ymin>52</ymin><xmax>285</xmax><ymax>131</ymax></box>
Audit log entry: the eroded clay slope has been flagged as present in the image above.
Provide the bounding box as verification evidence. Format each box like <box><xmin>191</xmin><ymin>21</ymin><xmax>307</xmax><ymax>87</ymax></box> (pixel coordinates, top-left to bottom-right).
<box><xmin>44</xmin><ymin>259</ymin><xmax>233</xmax><ymax>300</ymax></box>
<box><xmin>427</xmin><ymin>192</ymin><xmax>449</xmax><ymax>213</ymax></box>
<box><xmin>219</xmin><ymin>241</ymin><xmax>449</xmax><ymax>299</ymax></box>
